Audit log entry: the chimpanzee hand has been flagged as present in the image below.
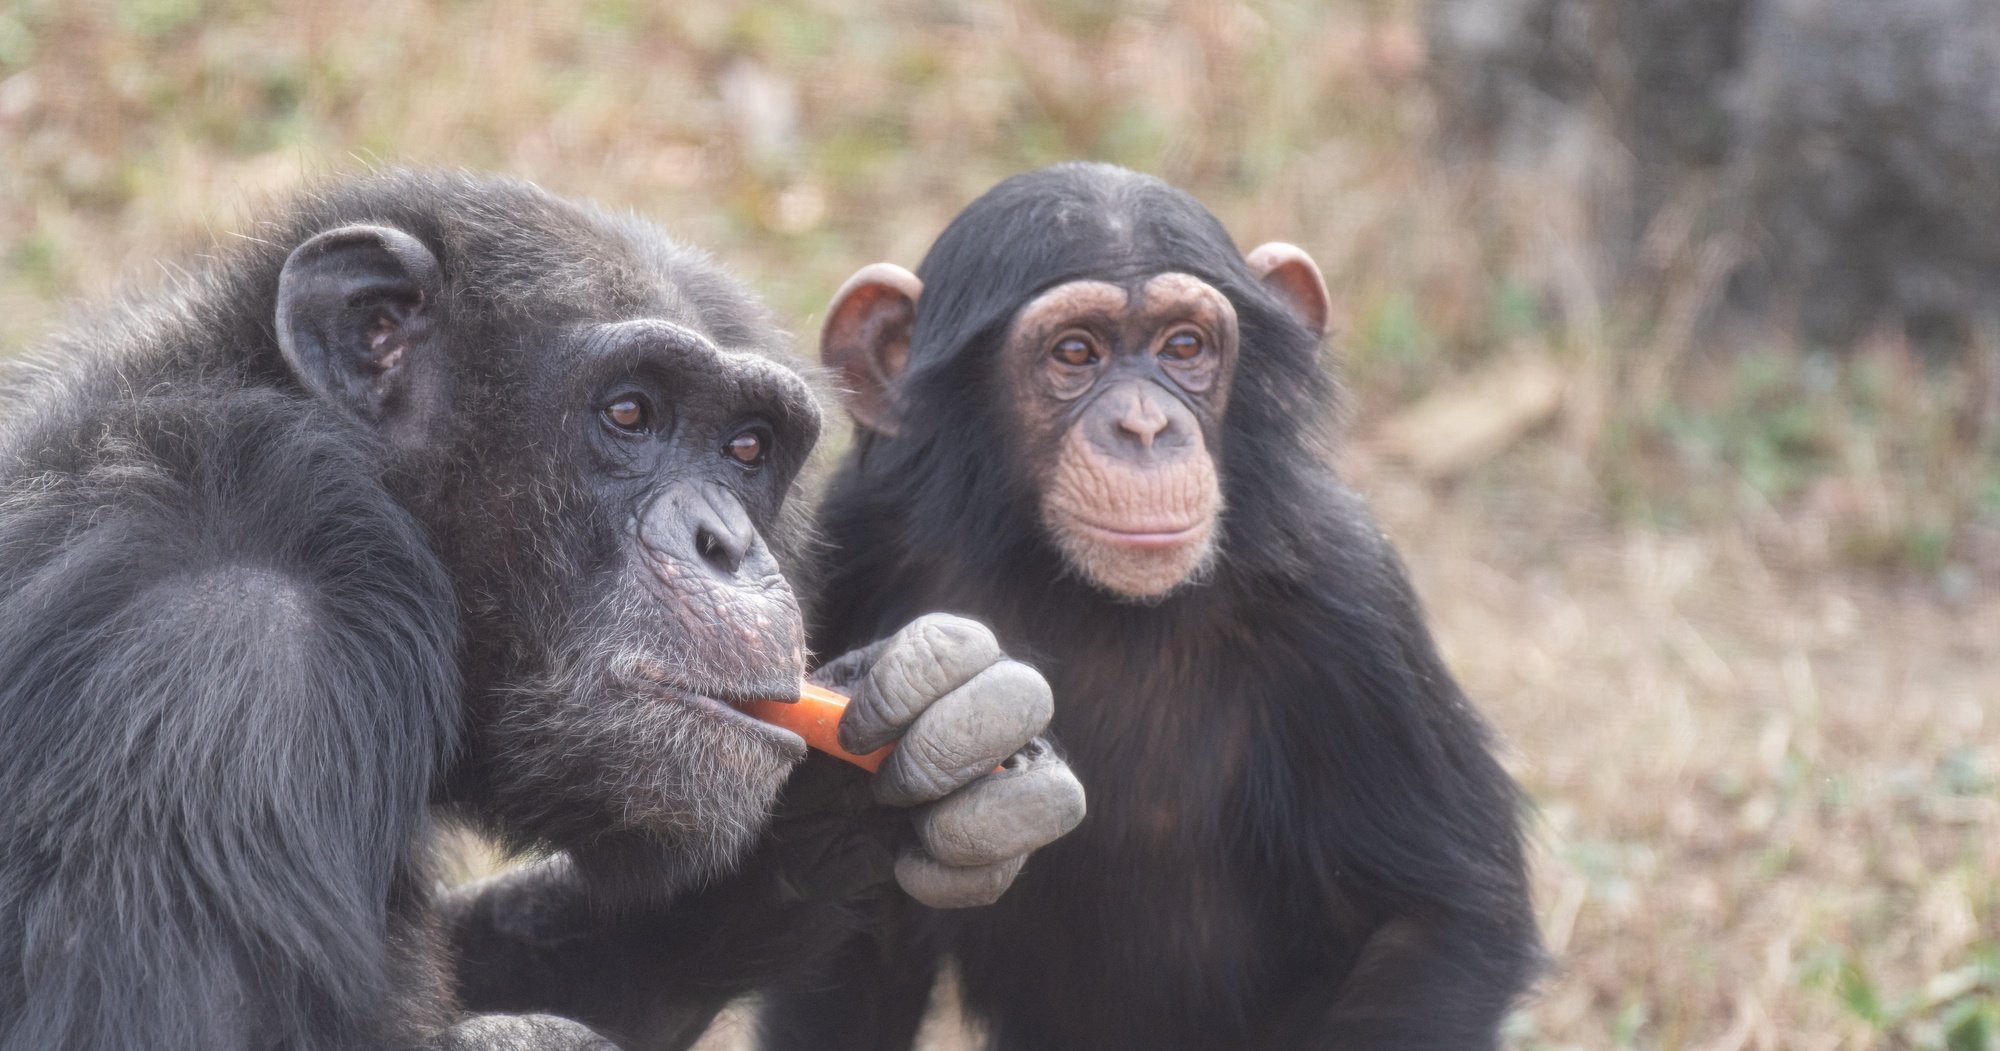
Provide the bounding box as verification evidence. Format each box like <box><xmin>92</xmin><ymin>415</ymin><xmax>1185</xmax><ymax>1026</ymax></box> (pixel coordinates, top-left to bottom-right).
<box><xmin>787</xmin><ymin>614</ymin><xmax>1086</xmax><ymax>908</ymax></box>
<box><xmin>428</xmin><ymin>1012</ymin><xmax>619</xmax><ymax>1050</ymax></box>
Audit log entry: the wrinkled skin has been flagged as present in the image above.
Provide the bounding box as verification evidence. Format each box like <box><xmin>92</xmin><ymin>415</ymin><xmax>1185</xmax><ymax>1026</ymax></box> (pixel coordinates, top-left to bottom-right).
<box><xmin>810</xmin><ymin>616</ymin><xmax>1081</xmax><ymax>903</ymax></box>
<box><xmin>449</xmin><ymin>610</ymin><xmax>1083</xmax><ymax>1051</ymax></box>
<box><xmin>1003</xmin><ymin>274</ymin><xmax>1239</xmax><ymax>600</ymax></box>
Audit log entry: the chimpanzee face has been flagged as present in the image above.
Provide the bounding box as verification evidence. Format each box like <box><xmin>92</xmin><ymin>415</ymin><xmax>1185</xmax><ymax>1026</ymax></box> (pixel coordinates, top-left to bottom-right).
<box><xmin>274</xmin><ymin>219</ymin><xmax>825</xmax><ymax>882</ymax></box>
<box><xmin>818</xmin><ymin>241</ymin><xmax>1327</xmax><ymax>604</ymax></box>
<box><xmin>998</xmin><ymin>273</ymin><xmax>1239</xmax><ymax>599</ymax></box>
<box><xmin>563</xmin><ymin>317</ymin><xmax>819</xmax><ymax>708</ymax></box>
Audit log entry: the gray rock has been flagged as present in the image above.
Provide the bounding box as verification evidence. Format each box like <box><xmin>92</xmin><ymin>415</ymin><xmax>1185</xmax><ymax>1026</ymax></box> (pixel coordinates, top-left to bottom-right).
<box><xmin>1426</xmin><ymin>0</ymin><xmax>2000</xmax><ymax>350</ymax></box>
<box><xmin>1735</xmin><ymin>0</ymin><xmax>2000</xmax><ymax>346</ymax></box>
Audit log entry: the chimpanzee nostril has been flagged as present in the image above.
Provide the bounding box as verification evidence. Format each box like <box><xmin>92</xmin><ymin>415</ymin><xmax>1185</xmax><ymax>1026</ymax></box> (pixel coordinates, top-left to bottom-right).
<box><xmin>1113</xmin><ymin>390</ymin><xmax>1170</xmax><ymax>448</ymax></box>
<box><xmin>639</xmin><ymin>482</ymin><xmax>763</xmax><ymax>582</ymax></box>
<box><xmin>695</xmin><ymin>520</ymin><xmax>749</xmax><ymax>575</ymax></box>
<box><xmin>1091</xmin><ymin>383</ymin><xmax>1192</xmax><ymax>461</ymax></box>
<box><xmin>683</xmin><ymin>481</ymin><xmax>757</xmax><ymax>578</ymax></box>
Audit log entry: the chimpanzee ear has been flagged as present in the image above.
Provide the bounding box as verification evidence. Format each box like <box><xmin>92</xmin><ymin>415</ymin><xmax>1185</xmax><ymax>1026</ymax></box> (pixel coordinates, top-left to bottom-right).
<box><xmin>821</xmin><ymin>263</ymin><xmax>922</xmax><ymax>438</ymax></box>
<box><xmin>1244</xmin><ymin>242</ymin><xmax>1330</xmax><ymax>340</ymax></box>
<box><xmin>275</xmin><ymin>224</ymin><xmax>444</xmax><ymax>438</ymax></box>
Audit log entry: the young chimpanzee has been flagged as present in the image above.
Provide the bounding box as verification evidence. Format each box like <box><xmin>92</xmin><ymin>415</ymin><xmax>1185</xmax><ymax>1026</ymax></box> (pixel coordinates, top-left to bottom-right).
<box><xmin>763</xmin><ymin>163</ymin><xmax>1541</xmax><ymax>1050</ymax></box>
<box><xmin>0</xmin><ymin>171</ymin><xmax>1083</xmax><ymax>1051</ymax></box>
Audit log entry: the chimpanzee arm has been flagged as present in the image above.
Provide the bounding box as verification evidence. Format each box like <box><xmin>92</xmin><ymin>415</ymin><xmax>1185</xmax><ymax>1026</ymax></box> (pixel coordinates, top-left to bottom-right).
<box><xmin>1257</xmin><ymin>515</ymin><xmax>1542</xmax><ymax>1050</ymax></box>
<box><xmin>752</xmin><ymin>890</ymin><xmax>943</xmax><ymax>1051</ymax></box>
<box><xmin>444</xmin><ymin>614</ymin><xmax>1083</xmax><ymax>1050</ymax></box>
<box><xmin>0</xmin><ymin>392</ymin><xmax>464</xmax><ymax>1050</ymax></box>
<box><xmin>443</xmin><ymin>851</ymin><xmax>858</xmax><ymax>1051</ymax></box>
<box><xmin>1259</xmin><ymin>916</ymin><xmax>1538</xmax><ymax>1050</ymax></box>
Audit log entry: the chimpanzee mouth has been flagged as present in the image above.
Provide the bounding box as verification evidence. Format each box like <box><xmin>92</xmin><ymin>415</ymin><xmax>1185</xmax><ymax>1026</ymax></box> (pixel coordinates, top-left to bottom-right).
<box><xmin>630</xmin><ymin>660</ymin><xmax>808</xmax><ymax>759</ymax></box>
<box><xmin>1072</xmin><ymin>519</ymin><xmax>1210</xmax><ymax>551</ymax></box>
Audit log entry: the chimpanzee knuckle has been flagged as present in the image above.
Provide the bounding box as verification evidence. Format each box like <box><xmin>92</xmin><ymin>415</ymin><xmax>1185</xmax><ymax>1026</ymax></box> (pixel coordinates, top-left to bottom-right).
<box><xmin>873</xmin><ymin>728</ymin><xmax>963</xmax><ymax>807</ymax></box>
<box><xmin>926</xmin><ymin>662</ymin><xmax>1053</xmax><ymax>763</ymax></box>
<box><xmin>971</xmin><ymin>659</ymin><xmax>1055</xmax><ymax>735</ymax></box>
<box><xmin>914</xmin><ymin>799</ymin><xmax>997</xmax><ymax>866</ymax></box>
<box><xmin>886</xmin><ymin>640</ymin><xmax>950</xmax><ymax>711</ymax></box>
<box><xmin>929</xmin><ymin>611</ymin><xmax>1001</xmax><ymax>656</ymax></box>
<box><xmin>915</xmin><ymin>760</ymin><xmax>1087</xmax><ymax>866</ymax></box>
<box><xmin>839</xmin><ymin>670</ymin><xmax>925</xmax><ymax>754</ymax></box>
<box><xmin>945</xmin><ymin>662</ymin><xmax>1048</xmax><ymax>754</ymax></box>
<box><xmin>906</xmin><ymin>612</ymin><xmax>1002</xmax><ymax>683</ymax></box>
<box><xmin>1014</xmin><ymin>759</ymin><xmax>1088</xmax><ymax>841</ymax></box>
<box><xmin>871</xmin><ymin>662</ymin><xmax>1052</xmax><ymax>807</ymax></box>
<box><xmin>845</xmin><ymin>615</ymin><xmax>997</xmax><ymax>748</ymax></box>
<box><xmin>893</xmin><ymin>850</ymin><xmax>1026</xmax><ymax>910</ymax></box>
<box><xmin>871</xmin><ymin>632</ymin><xmax>946</xmax><ymax>706</ymax></box>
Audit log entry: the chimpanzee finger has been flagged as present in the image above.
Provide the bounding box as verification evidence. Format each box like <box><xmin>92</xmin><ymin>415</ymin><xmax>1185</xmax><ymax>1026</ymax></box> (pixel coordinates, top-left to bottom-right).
<box><xmin>836</xmin><ymin>613</ymin><xmax>1005</xmax><ymax>753</ymax></box>
<box><xmin>806</xmin><ymin>634</ymin><xmax>887</xmax><ymax>695</ymax></box>
<box><xmin>873</xmin><ymin>660</ymin><xmax>1052</xmax><ymax>808</ymax></box>
<box><xmin>913</xmin><ymin>739</ymin><xmax>1086</xmax><ymax>866</ymax></box>
<box><xmin>894</xmin><ymin>849</ymin><xmax>1027</xmax><ymax>909</ymax></box>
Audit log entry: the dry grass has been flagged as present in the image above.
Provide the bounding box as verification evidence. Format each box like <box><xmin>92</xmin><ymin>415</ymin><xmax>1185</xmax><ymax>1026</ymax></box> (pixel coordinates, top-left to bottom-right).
<box><xmin>3</xmin><ymin>2</ymin><xmax>1997</xmax><ymax>1047</ymax></box>
<box><xmin>1371</xmin><ymin>450</ymin><xmax>2000</xmax><ymax>1050</ymax></box>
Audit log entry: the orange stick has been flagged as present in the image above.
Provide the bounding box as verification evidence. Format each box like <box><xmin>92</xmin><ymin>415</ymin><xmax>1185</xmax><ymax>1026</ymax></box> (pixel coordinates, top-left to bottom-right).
<box><xmin>743</xmin><ymin>682</ymin><xmax>894</xmax><ymax>773</ymax></box>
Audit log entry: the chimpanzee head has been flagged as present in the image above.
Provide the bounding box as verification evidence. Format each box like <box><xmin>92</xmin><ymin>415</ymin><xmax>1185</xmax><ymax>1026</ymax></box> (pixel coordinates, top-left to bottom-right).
<box><xmin>266</xmin><ymin>173</ymin><xmax>822</xmax><ymax>884</ymax></box>
<box><xmin>822</xmin><ymin>163</ymin><xmax>1331</xmax><ymax>602</ymax></box>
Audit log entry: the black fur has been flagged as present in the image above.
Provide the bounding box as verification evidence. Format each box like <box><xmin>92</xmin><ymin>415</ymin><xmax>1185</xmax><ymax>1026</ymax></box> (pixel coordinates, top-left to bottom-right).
<box><xmin>0</xmin><ymin>171</ymin><xmax>831</xmax><ymax>1050</ymax></box>
<box><xmin>767</xmin><ymin>163</ymin><xmax>1541</xmax><ymax>1050</ymax></box>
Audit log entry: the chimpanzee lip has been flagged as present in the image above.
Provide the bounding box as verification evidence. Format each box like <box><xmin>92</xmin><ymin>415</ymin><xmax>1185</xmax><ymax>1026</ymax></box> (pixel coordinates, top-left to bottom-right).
<box><xmin>1072</xmin><ymin>519</ymin><xmax>1209</xmax><ymax>550</ymax></box>
<box><xmin>630</xmin><ymin>660</ymin><xmax>809</xmax><ymax>759</ymax></box>
<box><xmin>678</xmin><ymin>691</ymin><xmax>808</xmax><ymax>760</ymax></box>
<box><xmin>681</xmin><ymin>693</ymin><xmax>807</xmax><ymax>758</ymax></box>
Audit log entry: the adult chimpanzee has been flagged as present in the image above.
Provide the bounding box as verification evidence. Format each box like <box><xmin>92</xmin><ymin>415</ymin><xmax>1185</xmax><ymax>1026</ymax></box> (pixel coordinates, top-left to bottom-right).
<box><xmin>762</xmin><ymin>163</ymin><xmax>1541</xmax><ymax>1050</ymax></box>
<box><xmin>0</xmin><ymin>170</ymin><xmax>1084</xmax><ymax>1051</ymax></box>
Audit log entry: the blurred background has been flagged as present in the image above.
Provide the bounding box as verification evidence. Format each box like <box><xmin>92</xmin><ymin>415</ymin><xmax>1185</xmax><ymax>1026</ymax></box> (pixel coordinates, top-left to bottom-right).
<box><xmin>1</xmin><ymin>1</ymin><xmax>1996</xmax><ymax>1047</ymax></box>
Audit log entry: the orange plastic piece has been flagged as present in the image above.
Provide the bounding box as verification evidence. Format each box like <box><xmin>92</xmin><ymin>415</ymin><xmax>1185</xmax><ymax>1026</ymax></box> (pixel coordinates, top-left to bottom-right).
<box><xmin>744</xmin><ymin>682</ymin><xmax>894</xmax><ymax>773</ymax></box>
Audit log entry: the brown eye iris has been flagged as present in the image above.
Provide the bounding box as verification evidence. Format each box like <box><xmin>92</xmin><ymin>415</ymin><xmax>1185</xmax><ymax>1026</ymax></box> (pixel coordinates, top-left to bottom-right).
<box><xmin>604</xmin><ymin>395</ymin><xmax>650</xmax><ymax>433</ymax></box>
<box><xmin>1052</xmin><ymin>337</ymin><xmax>1096</xmax><ymax>367</ymax></box>
<box><xmin>1161</xmin><ymin>331</ymin><xmax>1204</xmax><ymax>360</ymax></box>
<box><xmin>726</xmin><ymin>429</ymin><xmax>768</xmax><ymax>467</ymax></box>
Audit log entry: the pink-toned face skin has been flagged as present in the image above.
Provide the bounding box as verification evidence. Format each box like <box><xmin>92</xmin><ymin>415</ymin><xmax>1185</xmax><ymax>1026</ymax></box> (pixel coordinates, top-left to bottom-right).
<box><xmin>820</xmin><ymin>243</ymin><xmax>1330</xmax><ymax>602</ymax></box>
<box><xmin>1002</xmin><ymin>273</ymin><xmax>1238</xmax><ymax>600</ymax></box>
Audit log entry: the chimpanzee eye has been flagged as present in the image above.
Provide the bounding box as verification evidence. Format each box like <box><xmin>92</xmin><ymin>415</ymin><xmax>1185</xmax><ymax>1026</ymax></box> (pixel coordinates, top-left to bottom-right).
<box><xmin>725</xmin><ymin>427</ymin><xmax>770</xmax><ymax>468</ymax></box>
<box><xmin>602</xmin><ymin>393</ymin><xmax>653</xmax><ymax>434</ymax></box>
<box><xmin>1160</xmin><ymin>331</ymin><xmax>1204</xmax><ymax>361</ymax></box>
<box><xmin>1051</xmin><ymin>336</ymin><xmax>1098</xmax><ymax>367</ymax></box>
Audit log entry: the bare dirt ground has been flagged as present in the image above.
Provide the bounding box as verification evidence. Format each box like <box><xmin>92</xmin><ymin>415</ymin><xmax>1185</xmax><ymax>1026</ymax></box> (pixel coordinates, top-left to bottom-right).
<box><xmin>1375</xmin><ymin>454</ymin><xmax>2000</xmax><ymax>1050</ymax></box>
